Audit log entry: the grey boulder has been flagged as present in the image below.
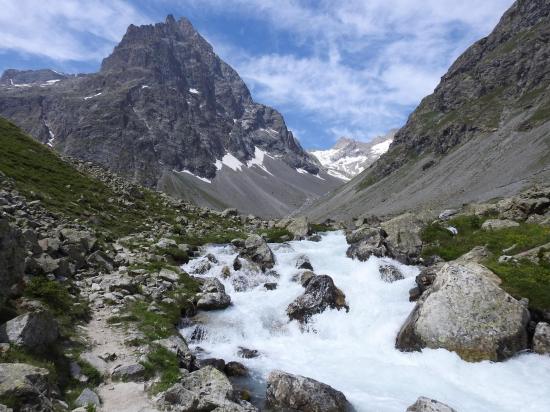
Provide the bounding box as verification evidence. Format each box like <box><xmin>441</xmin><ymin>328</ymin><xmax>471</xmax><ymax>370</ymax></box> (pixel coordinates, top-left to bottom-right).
<box><xmin>345</xmin><ymin>226</ymin><xmax>387</xmax><ymax>261</ymax></box>
<box><xmin>379</xmin><ymin>264</ymin><xmax>405</xmax><ymax>283</ymax></box>
<box><xmin>0</xmin><ymin>363</ymin><xmax>53</xmax><ymax>412</ymax></box>
<box><xmin>111</xmin><ymin>363</ymin><xmax>146</xmax><ymax>381</ymax></box>
<box><xmin>161</xmin><ymin>366</ymin><xmax>257</xmax><ymax>411</ymax></box>
<box><xmin>396</xmin><ymin>262</ymin><xmax>529</xmax><ymax>361</ymax></box>
<box><xmin>380</xmin><ymin>213</ymin><xmax>424</xmax><ymax>264</ymax></box>
<box><xmin>266</xmin><ymin>370</ymin><xmax>349</xmax><ymax>412</ymax></box>
<box><xmin>533</xmin><ymin>322</ymin><xmax>550</xmax><ymax>355</ymax></box>
<box><xmin>287</xmin><ymin>275</ymin><xmax>349</xmax><ymax>323</ymax></box>
<box><xmin>239</xmin><ymin>234</ymin><xmax>275</xmax><ymax>271</ymax></box>
<box><xmin>286</xmin><ymin>217</ymin><xmax>311</xmax><ymax>239</ymax></box>
<box><xmin>0</xmin><ymin>311</ymin><xmax>59</xmax><ymax>349</ymax></box>
<box><xmin>74</xmin><ymin>388</ymin><xmax>100</xmax><ymax>407</ymax></box>
<box><xmin>481</xmin><ymin>219</ymin><xmax>520</xmax><ymax>231</ymax></box>
<box><xmin>406</xmin><ymin>397</ymin><xmax>457</xmax><ymax>412</ymax></box>
<box><xmin>196</xmin><ymin>278</ymin><xmax>231</xmax><ymax>310</ymax></box>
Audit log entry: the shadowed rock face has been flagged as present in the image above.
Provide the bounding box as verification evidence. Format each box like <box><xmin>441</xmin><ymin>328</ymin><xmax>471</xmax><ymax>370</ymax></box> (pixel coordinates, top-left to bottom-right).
<box><xmin>0</xmin><ymin>16</ymin><xmax>326</xmax><ymax>204</ymax></box>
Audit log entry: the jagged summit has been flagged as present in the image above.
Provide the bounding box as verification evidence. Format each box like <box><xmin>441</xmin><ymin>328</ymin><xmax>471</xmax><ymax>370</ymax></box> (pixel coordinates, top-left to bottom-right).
<box><xmin>0</xmin><ymin>15</ymin><xmax>340</xmax><ymax>217</ymax></box>
<box><xmin>310</xmin><ymin>131</ymin><xmax>395</xmax><ymax>181</ymax></box>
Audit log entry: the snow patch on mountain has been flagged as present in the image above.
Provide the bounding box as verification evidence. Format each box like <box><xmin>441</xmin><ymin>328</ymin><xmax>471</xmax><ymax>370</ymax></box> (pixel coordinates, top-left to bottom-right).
<box><xmin>311</xmin><ymin>130</ymin><xmax>396</xmax><ymax>181</ymax></box>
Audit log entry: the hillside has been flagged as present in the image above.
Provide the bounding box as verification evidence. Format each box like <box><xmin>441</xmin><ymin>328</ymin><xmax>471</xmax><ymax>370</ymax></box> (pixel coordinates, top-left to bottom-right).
<box><xmin>0</xmin><ymin>16</ymin><xmax>341</xmax><ymax>218</ymax></box>
<box><xmin>305</xmin><ymin>0</ymin><xmax>550</xmax><ymax>221</ymax></box>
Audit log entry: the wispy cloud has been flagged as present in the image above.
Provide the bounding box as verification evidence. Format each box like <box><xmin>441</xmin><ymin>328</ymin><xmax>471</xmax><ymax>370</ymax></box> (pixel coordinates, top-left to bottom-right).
<box><xmin>198</xmin><ymin>0</ymin><xmax>513</xmax><ymax>140</ymax></box>
<box><xmin>0</xmin><ymin>0</ymin><xmax>147</xmax><ymax>61</ymax></box>
<box><xmin>0</xmin><ymin>0</ymin><xmax>514</xmax><ymax>145</ymax></box>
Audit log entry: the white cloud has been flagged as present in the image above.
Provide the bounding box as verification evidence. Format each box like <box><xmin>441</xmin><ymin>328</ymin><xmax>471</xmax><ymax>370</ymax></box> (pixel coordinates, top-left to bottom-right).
<box><xmin>0</xmin><ymin>0</ymin><xmax>516</xmax><ymax>143</ymax></box>
<box><xmin>0</xmin><ymin>0</ymin><xmax>147</xmax><ymax>61</ymax></box>
<box><xmin>194</xmin><ymin>0</ymin><xmax>514</xmax><ymax>141</ymax></box>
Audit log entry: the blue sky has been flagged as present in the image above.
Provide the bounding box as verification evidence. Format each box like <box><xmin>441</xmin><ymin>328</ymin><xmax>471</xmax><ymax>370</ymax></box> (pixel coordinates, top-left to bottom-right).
<box><xmin>0</xmin><ymin>0</ymin><xmax>514</xmax><ymax>149</ymax></box>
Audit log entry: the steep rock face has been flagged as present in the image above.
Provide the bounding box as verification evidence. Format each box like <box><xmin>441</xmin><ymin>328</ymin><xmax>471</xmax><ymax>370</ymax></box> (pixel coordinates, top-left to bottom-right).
<box><xmin>304</xmin><ymin>0</ymin><xmax>550</xmax><ymax>220</ymax></box>
<box><xmin>0</xmin><ymin>16</ymin><xmax>340</xmax><ymax>217</ymax></box>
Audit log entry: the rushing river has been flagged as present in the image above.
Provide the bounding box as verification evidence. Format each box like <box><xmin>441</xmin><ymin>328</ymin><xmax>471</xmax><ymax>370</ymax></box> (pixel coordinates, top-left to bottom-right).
<box><xmin>180</xmin><ymin>231</ymin><xmax>550</xmax><ymax>411</ymax></box>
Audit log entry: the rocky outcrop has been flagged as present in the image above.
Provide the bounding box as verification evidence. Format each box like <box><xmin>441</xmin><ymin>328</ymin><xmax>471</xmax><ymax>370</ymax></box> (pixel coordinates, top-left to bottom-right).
<box><xmin>0</xmin><ymin>363</ymin><xmax>54</xmax><ymax>412</ymax></box>
<box><xmin>396</xmin><ymin>263</ymin><xmax>530</xmax><ymax>361</ymax></box>
<box><xmin>266</xmin><ymin>370</ymin><xmax>349</xmax><ymax>412</ymax></box>
<box><xmin>533</xmin><ymin>322</ymin><xmax>550</xmax><ymax>355</ymax></box>
<box><xmin>287</xmin><ymin>275</ymin><xmax>349</xmax><ymax>323</ymax></box>
<box><xmin>0</xmin><ymin>217</ymin><xmax>25</xmax><ymax>305</ymax></box>
<box><xmin>406</xmin><ymin>397</ymin><xmax>457</xmax><ymax>412</ymax></box>
<box><xmin>239</xmin><ymin>234</ymin><xmax>275</xmax><ymax>271</ymax></box>
<box><xmin>0</xmin><ymin>311</ymin><xmax>59</xmax><ymax>350</ymax></box>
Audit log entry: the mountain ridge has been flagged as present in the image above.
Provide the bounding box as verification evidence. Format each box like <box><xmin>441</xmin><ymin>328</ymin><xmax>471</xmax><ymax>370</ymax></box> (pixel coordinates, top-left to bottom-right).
<box><xmin>310</xmin><ymin>131</ymin><xmax>395</xmax><ymax>180</ymax></box>
<box><xmin>0</xmin><ymin>15</ymin><xmax>341</xmax><ymax>217</ymax></box>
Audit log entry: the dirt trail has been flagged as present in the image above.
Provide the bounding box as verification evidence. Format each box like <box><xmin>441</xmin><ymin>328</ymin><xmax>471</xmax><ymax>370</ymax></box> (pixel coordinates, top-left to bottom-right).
<box><xmin>80</xmin><ymin>305</ymin><xmax>161</xmax><ymax>412</ymax></box>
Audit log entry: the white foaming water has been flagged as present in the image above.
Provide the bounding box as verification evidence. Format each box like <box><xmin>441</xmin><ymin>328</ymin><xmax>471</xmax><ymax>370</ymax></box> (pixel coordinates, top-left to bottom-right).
<box><xmin>181</xmin><ymin>232</ymin><xmax>550</xmax><ymax>412</ymax></box>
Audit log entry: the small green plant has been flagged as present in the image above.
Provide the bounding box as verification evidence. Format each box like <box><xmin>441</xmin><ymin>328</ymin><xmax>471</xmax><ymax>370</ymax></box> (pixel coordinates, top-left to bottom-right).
<box><xmin>23</xmin><ymin>277</ymin><xmax>90</xmax><ymax>336</ymax></box>
<box><xmin>141</xmin><ymin>345</ymin><xmax>181</xmax><ymax>394</ymax></box>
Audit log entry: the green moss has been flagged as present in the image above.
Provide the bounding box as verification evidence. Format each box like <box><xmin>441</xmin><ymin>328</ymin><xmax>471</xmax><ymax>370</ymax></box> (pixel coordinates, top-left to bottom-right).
<box><xmin>421</xmin><ymin>215</ymin><xmax>550</xmax><ymax>311</ymax></box>
<box><xmin>310</xmin><ymin>223</ymin><xmax>333</xmax><ymax>233</ymax></box>
<box><xmin>486</xmin><ymin>259</ymin><xmax>550</xmax><ymax>311</ymax></box>
<box><xmin>258</xmin><ymin>228</ymin><xmax>292</xmax><ymax>243</ymax></box>
<box><xmin>141</xmin><ymin>345</ymin><xmax>181</xmax><ymax>394</ymax></box>
<box><xmin>421</xmin><ymin>215</ymin><xmax>550</xmax><ymax>260</ymax></box>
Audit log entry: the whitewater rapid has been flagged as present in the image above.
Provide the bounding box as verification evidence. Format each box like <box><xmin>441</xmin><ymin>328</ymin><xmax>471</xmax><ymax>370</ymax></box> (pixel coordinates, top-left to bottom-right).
<box><xmin>180</xmin><ymin>231</ymin><xmax>550</xmax><ymax>411</ymax></box>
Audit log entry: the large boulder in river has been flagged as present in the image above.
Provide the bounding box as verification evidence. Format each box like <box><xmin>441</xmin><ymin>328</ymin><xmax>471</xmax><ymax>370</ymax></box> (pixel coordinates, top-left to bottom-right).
<box><xmin>396</xmin><ymin>263</ymin><xmax>529</xmax><ymax>361</ymax></box>
<box><xmin>266</xmin><ymin>370</ymin><xmax>349</xmax><ymax>412</ymax></box>
<box><xmin>380</xmin><ymin>213</ymin><xmax>424</xmax><ymax>264</ymax></box>
<box><xmin>406</xmin><ymin>397</ymin><xmax>457</xmax><ymax>412</ymax></box>
<box><xmin>345</xmin><ymin>226</ymin><xmax>387</xmax><ymax>261</ymax></box>
<box><xmin>196</xmin><ymin>278</ymin><xmax>231</xmax><ymax>310</ymax></box>
<box><xmin>0</xmin><ymin>311</ymin><xmax>59</xmax><ymax>350</ymax></box>
<box><xmin>239</xmin><ymin>234</ymin><xmax>275</xmax><ymax>271</ymax></box>
<box><xmin>0</xmin><ymin>217</ymin><xmax>25</xmax><ymax>305</ymax></box>
<box><xmin>287</xmin><ymin>275</ymin><xmax>349</xmax><ymax>323</ymax></box>
<box><xmin>0</xmin><ymin>363</ymin><xmax>54</xmax><ymax>411</ymax></box>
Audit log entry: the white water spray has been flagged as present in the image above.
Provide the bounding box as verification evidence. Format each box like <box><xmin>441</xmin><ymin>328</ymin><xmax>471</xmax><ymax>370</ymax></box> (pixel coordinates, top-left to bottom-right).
<box><xmin>181</xmin><ymin>232</ymin><xmax>550</xmax><ymax>411</ymax></box>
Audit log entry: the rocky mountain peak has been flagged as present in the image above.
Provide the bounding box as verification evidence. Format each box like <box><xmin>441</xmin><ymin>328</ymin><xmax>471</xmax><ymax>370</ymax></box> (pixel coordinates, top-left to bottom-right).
<box><xmin>310</xmin><ymin>131</ymin><xmax>395</xmax><ymax>181</ymax></box>
<box><xmin>0</xmin><ymin>15</ymin><xmax>336</xmax><ymax>217</ymax></box>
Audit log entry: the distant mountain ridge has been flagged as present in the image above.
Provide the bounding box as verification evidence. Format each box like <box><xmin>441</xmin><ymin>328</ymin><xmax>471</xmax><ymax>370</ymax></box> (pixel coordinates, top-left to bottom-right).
<box><xmin>310</xmin><ymin>131</ymin><xmax>396</xmax><ymax>180</ymax></box>
<box><xmin>304</xmin><ymin>0</ymin><xmax>550</xmax><ymax>220</ymax></box>
<box><xmin>0</xmin><ymin>15</ymin><xmax>342</xmax><ymax>217</ymax></box>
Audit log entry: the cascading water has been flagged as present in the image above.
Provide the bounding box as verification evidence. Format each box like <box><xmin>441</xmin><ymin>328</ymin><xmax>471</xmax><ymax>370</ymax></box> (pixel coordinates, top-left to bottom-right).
<box><xmin>180</xmin><ymin>232</ymin><xmax>550</xmax><ymax>411</ymax></box>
